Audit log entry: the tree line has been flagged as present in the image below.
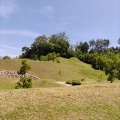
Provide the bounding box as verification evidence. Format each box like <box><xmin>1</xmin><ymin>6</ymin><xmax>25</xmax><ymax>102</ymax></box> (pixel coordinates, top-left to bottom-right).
<box><xmin>20</xmin><ymin>32</ymin><xmax>120</xmax><ymax>82</ymax></box>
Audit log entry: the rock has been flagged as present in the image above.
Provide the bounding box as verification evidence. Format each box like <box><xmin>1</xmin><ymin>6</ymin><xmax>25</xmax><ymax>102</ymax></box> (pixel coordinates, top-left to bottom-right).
<box><xmin>0</xmin><ymin>69</ymin><xmax>39</xmax><ymax>80</ymax></box>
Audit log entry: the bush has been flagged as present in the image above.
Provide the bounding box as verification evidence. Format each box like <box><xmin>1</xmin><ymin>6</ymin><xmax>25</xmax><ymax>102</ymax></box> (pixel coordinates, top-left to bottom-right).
<box><xmin>66</xmin><ymin>80</ymin><xmax>72</xmax><ymax>84</ymax></box>
<box><xmin>56</xmin><ymin>58</ymin><xmax>60</xmax><ymax>63</ymax></box>
<box><xmin>66</xmin><ymin>80</ymin><xmax>81</xmax><ymax>86</ymax></box>
<box><xmin>2</xmin><ymin>56</ymin><xmax>11</xmax><ymax>59</ymax></box>
<box><xmin>48</xmin><ymin>52</ymin><xmax>57</xmax><ymax>61</ymax></box>
<box><xmin>15</xmin><ymin>77</ymin><xmax>32</xmax><ymax>89</ymax></box>
<box><xmin>40</xmin><ymin>52</ymin><xmax>58</xmax><ymax>61</ymax></box>
<box><xmin>72</xmin><ymin>80</ymin><xmax>81</xmax><ymax>86</ymax></box>
<box><xmin>40</xmin><ymin>56</ymin><xmax>48</xmax><ymax>61</ymax></box>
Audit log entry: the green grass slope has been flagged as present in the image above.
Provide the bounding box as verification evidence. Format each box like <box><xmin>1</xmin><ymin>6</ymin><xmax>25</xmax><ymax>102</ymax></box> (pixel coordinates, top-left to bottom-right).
<box><xmin>0</xmin><ymin>58</ymin><xmax>120</xmax><ymax>120</ymax></box>
<box><xmin>0</xmin><ymin>83</ymin><xmax>120</xmax><ymax>120</ymax></box>
<box><xmin>1</xmin><ymin>57</ymin><xmax>119</xmax><ymax>89</ymax></box>
<box><xmin>0</xmin><ymin>57</ymin><xmax>107</xmax><ymax>82</ymax></box>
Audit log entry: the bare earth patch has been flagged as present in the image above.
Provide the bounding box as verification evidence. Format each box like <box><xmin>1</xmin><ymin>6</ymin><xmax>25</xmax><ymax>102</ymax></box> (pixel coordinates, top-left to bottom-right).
<box><xmin>55</xmin><ymin>82</ymin><xmax>71</xmax><ymax>86</ymax></box>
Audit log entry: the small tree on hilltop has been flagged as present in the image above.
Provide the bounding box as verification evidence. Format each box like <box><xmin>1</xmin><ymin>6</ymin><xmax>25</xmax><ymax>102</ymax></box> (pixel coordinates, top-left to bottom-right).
<box><xmin>16</xmin><ymin>59</ymin><xmax>32</xmax><ymax>89</ymax></box>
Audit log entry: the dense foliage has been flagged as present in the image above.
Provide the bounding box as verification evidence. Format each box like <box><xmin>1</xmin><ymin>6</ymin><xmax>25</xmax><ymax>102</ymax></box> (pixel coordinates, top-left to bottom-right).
<box><xmin>17</xmin><ymin>59</ymin><xmax>31</xmax><ymax>77</ymax></box>
<box><xmin>21</xmin><ymin>32</ymin><xmax>71</xmax><ymax>60</ymax></box>
<box><xmin>20</xmin><ymin>32</ymin><xmax>120</xmax><ymax>82</ymax></box>
<box><xmin>15</xmin><ymin>77</ymin><xmax>32</xmax><ymax>89</ymax></box>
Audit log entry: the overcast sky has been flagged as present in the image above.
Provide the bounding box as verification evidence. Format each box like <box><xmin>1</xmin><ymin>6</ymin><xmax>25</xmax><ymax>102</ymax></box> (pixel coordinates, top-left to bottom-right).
<box><xmin>0</xmin><ymin>0</ymin><xmax>120</xmax><ymax>57</ymax></box>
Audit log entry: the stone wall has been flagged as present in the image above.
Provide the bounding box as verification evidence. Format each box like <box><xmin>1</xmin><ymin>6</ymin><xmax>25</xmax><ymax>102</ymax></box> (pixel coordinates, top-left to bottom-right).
<box><xmin>0</xmin><ymin>69</ymin><xmax>39</xmax><ymax>80</ymax></box>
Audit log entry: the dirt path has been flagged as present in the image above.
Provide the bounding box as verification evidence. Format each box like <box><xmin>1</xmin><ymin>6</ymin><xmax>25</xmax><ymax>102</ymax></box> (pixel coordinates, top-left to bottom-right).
<box><xmin>56</xmin><ymin>82</ymin><xmax>71</xmax><ymax>86</ymax></box>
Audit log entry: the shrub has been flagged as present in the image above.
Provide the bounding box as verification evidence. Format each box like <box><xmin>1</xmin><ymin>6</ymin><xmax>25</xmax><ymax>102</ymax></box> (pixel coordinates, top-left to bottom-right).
<box><xmin>56</xmin><ymin>58</ymin><xmax>60</xmax><ymax>63</ymax></box>
<box><xmin>48</xmin><ymin>52</ymin><xmax>57</xmax><ymax>61</ymax></box>
<box><xmin>2</xmin><ymin>56</ymin><xmax>11</xmax><ymax>59</ymax></box>
<box><xmin>66</xmin><ymin>80</ymin><xmax>81</xmax><ymax>86</ymax></box>
<box><xmin>40</xmin><ymin>52</ymin><xmax>57</xmax><ymax>61</ymax></box>
<box><xmin>15</xmin><ymin>77</ymin><xmax>32</xmax><ymax>89</ymax></box>
<box><xmin>72</xmin><ymin>80</ymin><xmax>81</xmax><ymax>86</ymax></box>
<box><xmin>40</xmin><ymin>56</ymin><xmax>48</xmax><ymax>61</ymax></box>
<box><xmin>66</xmin><ymin>80</ymin><xmax>72</xmax><ymax>84</ymax></box>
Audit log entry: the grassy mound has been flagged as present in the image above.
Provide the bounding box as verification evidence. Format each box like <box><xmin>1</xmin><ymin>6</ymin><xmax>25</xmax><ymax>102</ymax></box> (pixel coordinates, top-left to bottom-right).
<box><xmin>0</xmin><ymin>57</ymin><xmax>107</xmax><ymax>81</ymax></box>
<box><xmin>0</xmin><ymin>57</ymin><xmax>119</xmax><ymax>89</ymax></box>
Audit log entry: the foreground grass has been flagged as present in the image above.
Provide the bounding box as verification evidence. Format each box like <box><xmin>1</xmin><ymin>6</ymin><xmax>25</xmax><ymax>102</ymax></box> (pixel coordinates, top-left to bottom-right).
<box><xmin>0</xmin><ymin>77</ymin><xmax>17</xmax><ymax>90</ymax></box>
<box><xmin>0</xmin><ymin>77</ymin><xmax>62</xmax><ymax>90</ymax></box>
<box><xmin>0</xmin><ymin>83</ymin><xmax>120</xmax><ymax>120</ymax></box>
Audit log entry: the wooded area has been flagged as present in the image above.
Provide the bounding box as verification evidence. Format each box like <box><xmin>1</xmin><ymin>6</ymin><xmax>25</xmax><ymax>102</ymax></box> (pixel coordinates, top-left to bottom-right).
<box><xmin>20</xmin><ymin>32</ymin><xmax>120</xmax><ymax>83</ymax></box>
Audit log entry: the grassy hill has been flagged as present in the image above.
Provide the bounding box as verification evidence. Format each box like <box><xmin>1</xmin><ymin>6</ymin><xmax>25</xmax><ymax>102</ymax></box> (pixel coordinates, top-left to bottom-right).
<box><xmin>1</xmin><ymin>57</ymin><xmax>120</xmax><ymax>89</ymax></box>
<box><xmin>0</xmin><ymin>57</ymin><xmax>110</xmax><ymax>89</ymax></box>
<box><xmin>0</xmin><ymin>57</ymin><xmax>120</xmax><ymax>119</ymax></box>
<box><xmin>0</xmin><ymin>57</ymin><xmax>108</xmax><ymax>81</ymax></box>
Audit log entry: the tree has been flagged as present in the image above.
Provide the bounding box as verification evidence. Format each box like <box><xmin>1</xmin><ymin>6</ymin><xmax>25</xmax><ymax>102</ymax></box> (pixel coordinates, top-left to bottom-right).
<box><xmin>81</xmin><ymin>42</ymin><xmax>89</xmax><ymax>53</ymax></box>
<box><xmin>103</xmin><ymin>55</ymin><xmax>120</xmax><ymax>83</ymax></box>
<box><xmin>118</xmin><ymin>38</ymin><xmax>120</xmax><ymax>45</ymax></box>
<box><xmin>17</xmin><ymin>59</ymin><xmax>31</xmax><ymax>77</ymax></box>
<box><xmin>16</xmin><ymin>59</ymin><xmax>32</xmax><ymax>89</ymax></box>
<box><xmin>89</xmin><ymin>39</ymin><xmax>95</xmax><ymax>50</ymax></box>
<box><xmin>54</xmin><ymin>38</ymin><xmax>70</xmax><ymax>57</ymax></box>
<box><xmin>31</xmin><ymin>35</ymin><xmax>48</xmax><ymax>59</ymax></box>
<box><xmin>106</xmin><ymin>39</ymin><xmax>110</xmax><ymax>49</ymax></box>
<box><xmin>75</xmin><ymin>41</ymin><xmax>89</xmax><ymax>54</ymax></box>
<box><xmin>21</xmin><ymin>47</ymin><xmax>30</xmax><ymax>58</ymax></box>
<box><xmin>15</xmin><ymin>77</ymin><xmax>32</xmax><ymax>89</ymax></box>
<box><xmin>49</xmin><ymin>32</ymin><xmax>68</xmax><ymax>43</ymax></box>
<box><xmin>2</xmin><ymin>56</ymin><xmax>11</xmax><ymax>59</ymax></box>
<box><xmin>102</xmin><ymin>39</ymin><xmax>110</xmax><ymax>50</ymax></box>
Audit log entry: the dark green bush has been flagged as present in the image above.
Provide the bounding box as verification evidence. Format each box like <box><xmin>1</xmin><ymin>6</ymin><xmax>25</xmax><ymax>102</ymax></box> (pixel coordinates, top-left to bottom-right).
<box><xmin>72</xmin><ymin>80</ymin><xmax>81</xmax><ymax>86</ymax></box>
<box><xmin>66</xmin><ymin>80</ymin><xmax>81</xmax><ymax>86</ymax></box>
<box><xmin>15</xmin><ymin>77</ymin><xmax>32</xmax><ymax>89</ymax></box>
<box><xmin>66</xmin><ymin>80</ymin><xmax>72</xmax><ymax>84</ymax></box>
<box><xmin>2</xmin><ymin>56</ymin><xmax>11</xmax><ymax>59</ymax></box>
<box><xmin>40</xmin><ymin>55</ymin><xmax>48</xmax><ymax>61</ymax></box>
<box><xmin>48</xmin><ymin>52</ymin><xmax>56</xmax><ymax>61</ymax></box>
<box><xmin>40</xmin><ymin>52</ymin><xmax>57</xmax><ymax>61</ymax></box>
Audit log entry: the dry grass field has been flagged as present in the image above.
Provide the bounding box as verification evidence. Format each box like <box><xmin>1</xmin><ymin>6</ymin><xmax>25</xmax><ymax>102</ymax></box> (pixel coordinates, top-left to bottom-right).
<box><xmin>0</xmin><ymin>83</ymin><xmax>120</xmax><ymax>120</ymax></box>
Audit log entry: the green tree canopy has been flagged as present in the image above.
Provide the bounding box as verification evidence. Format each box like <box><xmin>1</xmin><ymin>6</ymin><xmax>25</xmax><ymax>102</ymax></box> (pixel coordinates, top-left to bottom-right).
<box><xmin>2</xmin><ymin>56</ymin><xmax>11</xmax><ymax>59</ymax></box>
<box><xmin>17</xmin><ymin>59</ymin><xmax>31</xmax><ymax>77</ymax></box>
